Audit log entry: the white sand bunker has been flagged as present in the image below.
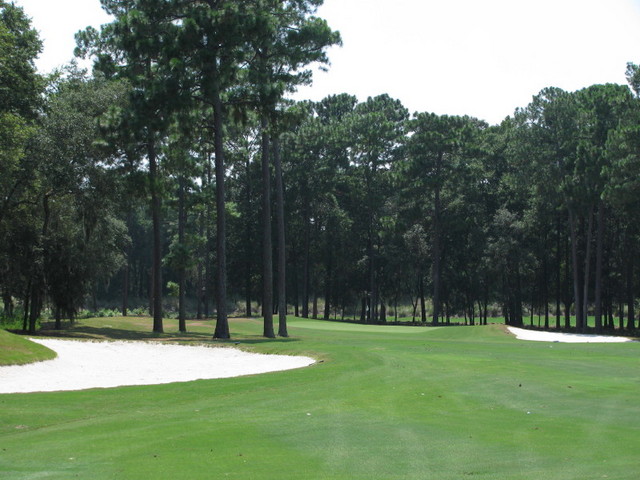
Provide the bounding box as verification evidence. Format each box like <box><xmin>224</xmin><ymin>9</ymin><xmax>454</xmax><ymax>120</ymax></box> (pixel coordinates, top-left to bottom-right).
<box><xmin>507</xmin><ymin>326</ymin><xmax>633</xmax><ymax>343</ymax></box>
<box><xmin>0</xmin><ymin>338</ymin><xmax>315</xmax><ymax>394</ymax></box>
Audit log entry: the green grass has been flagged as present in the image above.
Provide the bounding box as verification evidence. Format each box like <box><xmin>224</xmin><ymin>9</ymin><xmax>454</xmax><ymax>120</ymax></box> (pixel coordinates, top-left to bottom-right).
<box><xmin>0</xmin><ymin>329</ymin><xmax>56</xmax><ymax>366</ymax></box>
<box><xmin>1</xmin><ymin>316</ymin><xmax>639</xmax><ymax>479</ymax></box>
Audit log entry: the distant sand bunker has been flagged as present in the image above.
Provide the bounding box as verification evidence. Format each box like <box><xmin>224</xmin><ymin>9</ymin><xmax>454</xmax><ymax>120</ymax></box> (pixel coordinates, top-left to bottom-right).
<box><xmin>507</xmin><ymin>326</ymin><xmax>633</xmax><ymax>344</ymax></box>
<box><xmin>0</xmin><ymin>339</ymin><xmax>315</xmax><ymax>394</ymax></box>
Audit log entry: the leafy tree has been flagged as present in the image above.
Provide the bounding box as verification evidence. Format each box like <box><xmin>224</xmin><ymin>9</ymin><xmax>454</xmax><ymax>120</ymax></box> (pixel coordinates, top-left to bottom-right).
<box><xmin>0</xmin><ymin>7</ymin><xmax>41</xmax><ymax>234</ymax></box>
<box><xmin>604</xmin><ymin>81</ymin><xmax>640</xmax><ymax>330</ymax></box>
<box><xmin>76</xmin><ymin>0</ymin><xmax>189</xmax><ymax>333</ymax></box>
<box><xmin>573</xmin><ymin>84</ymin><xmax>634</xmax><ymax>331</ymax></box>
<box><xmin>30</xmin><ymin>71</ymin><xmax>130</xmax><ymax>330</ymax></box>
<box><xmin>0</xmin><ymin>1</ymin><xmax>42</xmax><ymax>326</ymax></box>
<box><xmin>169</xmin><ymin>0</ymin><xmax>258</xmax><ymax>339</ymax></box>
<box><xmin>245</xmin><ymin>0</ymin><xmax>340</xmax><ymax>337</ymax></box>
<box><xmin>163</xmin><ymin>130</ymin><xmax>201</xmax><ymax>332</ymax></box>
<box><xmin>0</xmin><ymin>1</ymin><xmax>42</xmax><ymax>119</ymax></box>
<box><xmin>346</xmin><ymin>95</ymin><xmax>408</xmax><ymax>323</ymax></box>
<box><xmin>403</xmin><ymin>113</ymin><xmax>485</xmax><ymax>324</ymax></box>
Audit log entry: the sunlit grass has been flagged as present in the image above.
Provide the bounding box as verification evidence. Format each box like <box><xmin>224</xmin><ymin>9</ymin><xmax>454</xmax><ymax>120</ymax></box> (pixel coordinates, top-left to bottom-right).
<box><xmin>0</xmin><ymin>329</ymin><xmax>56</xmax><ymax>366</ymax></box>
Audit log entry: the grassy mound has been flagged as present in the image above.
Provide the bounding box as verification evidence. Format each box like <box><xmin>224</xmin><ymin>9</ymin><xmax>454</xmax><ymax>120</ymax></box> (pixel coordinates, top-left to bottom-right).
<box><xmin>1</xmin><ymin>317</ymin><xmax>638</xmax><ymax>479</ymax></box>
<box><xmin>0</xmin><ymin>329</ymin><xmax>56</xmax><ymax>366</ymax></box>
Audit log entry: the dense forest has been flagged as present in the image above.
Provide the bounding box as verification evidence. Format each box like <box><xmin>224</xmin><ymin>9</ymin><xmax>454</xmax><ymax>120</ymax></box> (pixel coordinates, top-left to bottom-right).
<box><xmin>1</xmin><ymin>0</ymin><xmax>639</xmax><ymax>337</ymax></box>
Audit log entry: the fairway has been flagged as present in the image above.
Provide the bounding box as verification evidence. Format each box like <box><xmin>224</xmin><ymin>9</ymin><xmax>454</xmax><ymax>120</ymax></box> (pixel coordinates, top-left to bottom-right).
<box><xmin>1</xmin><ymin>317</ymin><xmax>639</xmax><ymax>479</ymax></box>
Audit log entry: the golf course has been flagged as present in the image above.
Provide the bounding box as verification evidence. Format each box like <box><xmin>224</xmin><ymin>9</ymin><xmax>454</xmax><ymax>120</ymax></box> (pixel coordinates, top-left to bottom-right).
<box><xmin>1</xmin><ymin>316</ymin><xmax>638</xmax><ymax>479</ymax></box>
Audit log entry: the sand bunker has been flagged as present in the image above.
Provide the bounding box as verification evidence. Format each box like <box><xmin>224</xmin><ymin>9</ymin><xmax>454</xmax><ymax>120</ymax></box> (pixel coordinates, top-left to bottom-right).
<box><xmin>0</xmin><ymin>338</ymin><xmax>315</xmax><ymax>394</ymax></box>
<box><xmin>507</xmin><ymin>326</ymin><xmax>633</xmax><ymax>343</ymax></box>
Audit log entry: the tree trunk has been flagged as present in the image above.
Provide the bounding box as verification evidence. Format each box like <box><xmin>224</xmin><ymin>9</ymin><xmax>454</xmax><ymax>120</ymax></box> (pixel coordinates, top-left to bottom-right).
<box><xmin>312</xmin><ymin>288</ymin><xmax>318</xmax><ymax>320</ymax></box>
<box><xmin>292</xmin><ymin>249</ymin><xmax>299</xmax><ymax>317</ymax></box>
<box><xmin>419</xmin><ymin>273</ymin><xmax>427</xmax><ymax>323</ymax></box>
<box><xmin>244</xmin><ymin>155</ymin><xmax>252</xmax><ymax>318</ymax></box>
<box><xmin>122</xmin><ymin>254</ymin><xmax>130</xmax><ymax>317</ymax></box>
<box><xmin>445</xmin><ymin>298</ymin><xmax>451</xmax><ymax>325</ymax></box>
<box><xmin>564</xmin><ymin>233</ymin><xmax>572</xmax><ymax>329</ymax></box>
<box><xmin>541</xmin><ymin>232</ymin><xmax>549</xmax><ymax>329</ymax></box>
<box><xmin>625</xmin><ymin>234</ymin><xmax>635</xmax><ymax>330</ymax></box>
<box><xmin>22</xmin><ymin>281</ymin><xmax>30</xmax><ymax>332</ymax></box>
<box><xmin>28</xmin><ymin>284</ymin><xmax>41</xmax><ymax>335</ymax></box>
<box><xmin>594</xmin><ymin>200</ymin><xmax>605</xmax><ymax>332</ymax></box>
<box><xmin>212</xmin><ymin>81</ymin><xmax>229</xmax><ymax>339</ymax></box>
<box><xmin>580</xmin><ymin>205</ymin><xmax>594</xmax><ymax>332</ymax></box>
<box><xmin>323</xmin><ymin>232</ymin><xmax>333</xmax><ymax>321</ymax></box>
<box><xmin>2</xmin><ymin>289</ymin><xmax>13</xmax><ymax>318</ymax></box>
<box><xmin>54</xmin><ymin>306</ymin><xmax>61</xmax><ymax>330</ymax></box>
<box><xmin>204</xmin><ymin>153</ymin><xmax>213</xmax><ymax>318</ymax></box>
<box><xmin>148</xmin><ymin>141</ymin><xmax>163</xmax><ymax>333</ymax></box>
<box><xmin>432</xmin><ymin>152</ymin><xmax>443</xmax><ymax>326</ymax></box>
<box><xmin>29</xmin><ymin>194</ymin><xmax>52</xmax><ymax>334</ymax></box>
<box><xmin>555</xmin><ymin>215</ymin><xmax>562</xmax><ymax>329</ymax></box>
<box><xmin>514</xmin><ymin>255</ymin><xmax>524</xmax><ymax>326</ymax></box>
<box><xmin>411</xmin><ymin>291</ymin><xmax>418</xmax><ymax>322</ymax></box>
<box><xmin>394</xmin><ymin>295</ymin><xmax>398</xmax><ymax>322</ymax></box>
<box><xmin>273</xmin><ymin>136</ymin><xmax>288</xmax><ymax>337</ymax></box>
<box><xmin>367</xmin><ymin>231</ymin><xmax>375</xmax><ymax>324</ymax></box>
<box><xmin>469</xmin><ymin>297</ymin><xmax>475</xmax><ymax>326</ymax></box>
<box><xmin>530</xmin><ymin>294</ymin><xmax>534</xmax><ymax>327</ymax></box>
<box><xmin>607</xmin><ymin>297</ymin><xmax>614</xmax><ymax>330</ymax></box>
<box><xmin>196</xmin><ymin>210</ymin><xmax>204</xmax><ymax>319</ymax></box>
<box><xmin>178</xmin><ymin>174</ymin><xmax>187</xmax><ymax>333</ymax></box>
<box><xmin>261</xmin><ymin>115</ymin><xmax>275</xmax><ymax>338</ymax></box>
<box><xmin>301</xmin><ymin>191</ymin><xmax>310</xmax><ymax>319</ymax></box>
<box><xmin>568</xmin><ymin>208</ymin><xmax>582</xmax><ymax>331</ymax></box>
<box><xmin>371</xmin><ymin>248</ymin><xmax>379</xmax><ymax>323</ymax></box>
<box><xmin>618</xmin><ymin>301</ymin><xmax>624</xmax><ymax>330</ymax></box>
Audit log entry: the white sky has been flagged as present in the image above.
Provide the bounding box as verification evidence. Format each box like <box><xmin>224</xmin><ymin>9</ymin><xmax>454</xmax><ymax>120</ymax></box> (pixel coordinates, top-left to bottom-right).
<box><xmin>13</xmin><ymin>0</ymin><xmax>640</xmax><ymax>125</ymax></box>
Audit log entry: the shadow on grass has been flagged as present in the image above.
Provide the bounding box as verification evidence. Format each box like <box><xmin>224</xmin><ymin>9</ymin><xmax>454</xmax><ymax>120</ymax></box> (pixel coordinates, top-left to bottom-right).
<box><xmin>40</xmin><ymin>325</ymin><xmax>210</xmax><ymax>341</ymax></box>
<box><xmin>29</xmin><ymin>324</ymin><xmax>302</xmax><ymax>347</ymax></box>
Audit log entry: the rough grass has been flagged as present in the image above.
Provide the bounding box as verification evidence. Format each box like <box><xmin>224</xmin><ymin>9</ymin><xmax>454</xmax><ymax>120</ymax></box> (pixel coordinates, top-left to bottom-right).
<box><xmin>1</xmin><ymin>316</ymin><xmax>639</xmax><ymax>479</ymax></box>
<box><xmin>0</xmin><ymin>329</ymin><xmax>56</xmax><ymax>366</ymax></box>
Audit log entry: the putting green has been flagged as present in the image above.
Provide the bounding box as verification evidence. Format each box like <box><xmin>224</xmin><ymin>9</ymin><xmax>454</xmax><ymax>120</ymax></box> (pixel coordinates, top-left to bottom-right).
<box><xmin>288</xmin><ymin>318</ymin><xmax>441</xmax><ymax>334</ymax></box>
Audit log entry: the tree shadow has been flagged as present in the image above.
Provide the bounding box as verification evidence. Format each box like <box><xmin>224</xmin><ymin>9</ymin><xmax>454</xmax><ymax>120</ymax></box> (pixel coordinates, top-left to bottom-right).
<box><xmin>31</xmin><ymin>324</ymin><xmax>301</xmax><ymax>346</ymax></box>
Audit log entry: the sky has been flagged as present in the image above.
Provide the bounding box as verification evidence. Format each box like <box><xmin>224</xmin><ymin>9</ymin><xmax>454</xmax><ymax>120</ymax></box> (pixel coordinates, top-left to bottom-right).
<box><xmin>13</xmin><ymin>0</ymin><xmax>640</xmax><ymax>125</ymax></box>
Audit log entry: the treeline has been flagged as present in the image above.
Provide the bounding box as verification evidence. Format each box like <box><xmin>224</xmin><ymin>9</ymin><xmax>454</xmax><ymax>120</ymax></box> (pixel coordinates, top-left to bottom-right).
<box><xmin>1</xmin><ymin>1</ymin><xmax>639</xmax><ymax>336</ymax></box>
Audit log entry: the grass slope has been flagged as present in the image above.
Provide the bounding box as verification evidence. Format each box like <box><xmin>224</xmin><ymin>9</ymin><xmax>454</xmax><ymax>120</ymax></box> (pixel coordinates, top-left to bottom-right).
<box><xmin>1</xmin><ymin>317</ymin><xmax>639</xmax><ymax>479</ymax></box>
<box><xmin>0</xmin><ymin>329</ymin><xmax>56</xmax><ymax>366</ymax></box>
